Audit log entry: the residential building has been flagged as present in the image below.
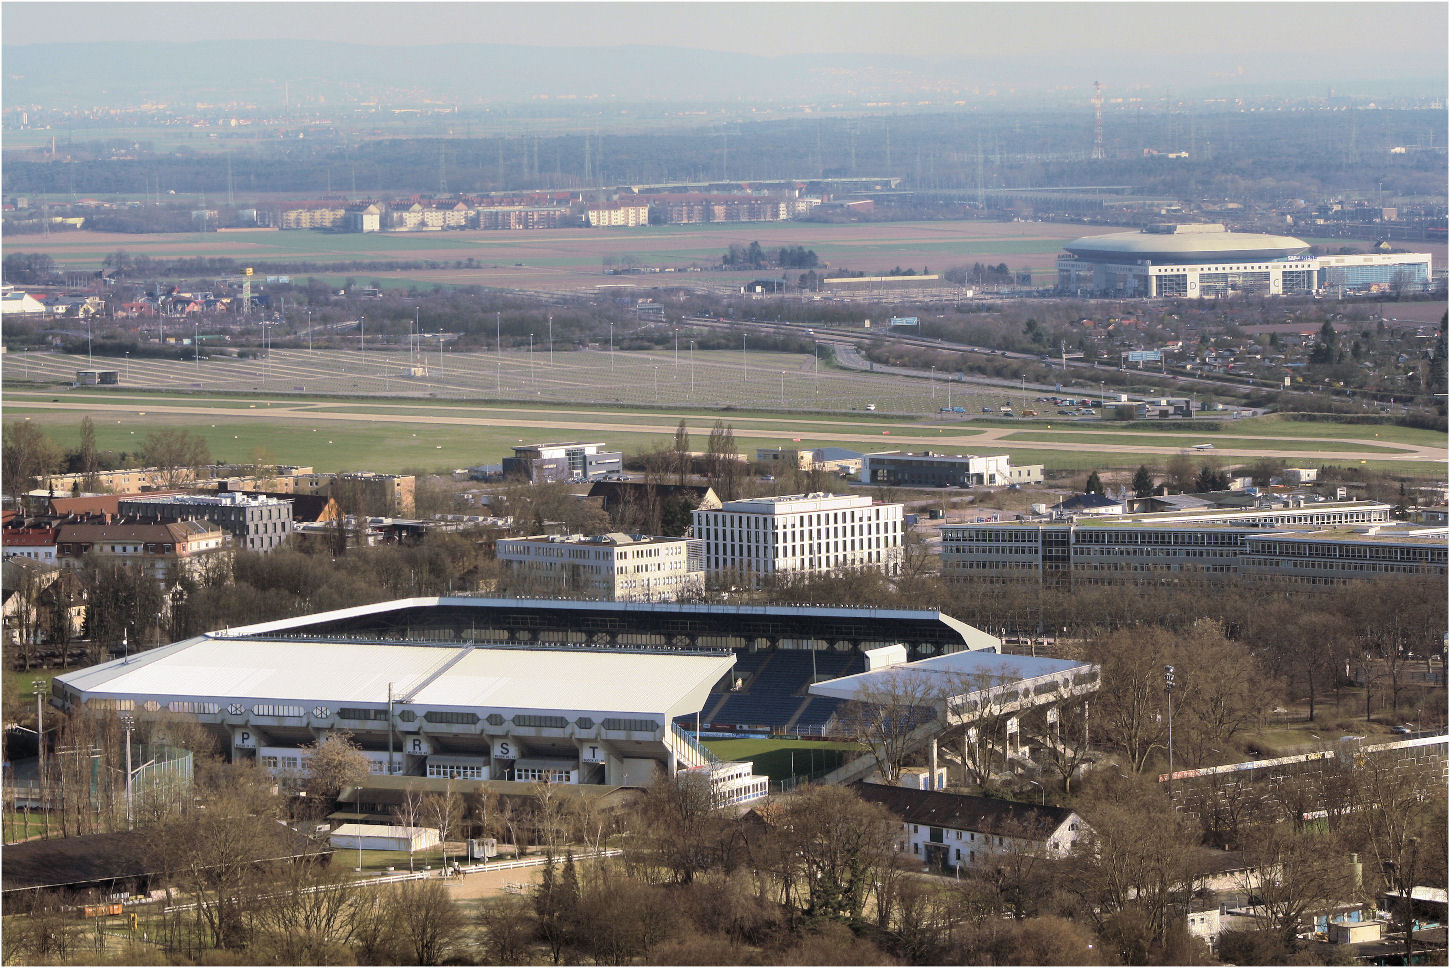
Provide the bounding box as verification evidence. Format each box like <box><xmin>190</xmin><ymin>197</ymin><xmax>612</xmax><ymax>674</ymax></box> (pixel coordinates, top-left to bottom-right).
<box><xmin>475</xmin><ymin>207</ymin><xmax>572</xmax><ymax>230</ymax></box>
<box><xmin>118</xmin><ymin>491</ymin><xmax>294</xmax><ymax>553</ymax></box>
<box><xmin>344</xmin><ymin>203</ymin><xmax>382</xmax><ymax>233</ymax></box>
<box><xmin>504</xmin><ymin>442</ymin><xmax>622</xmax><ymax>484</ymax></box>
<box><xmin>279</xmin><ymin>206</ymin><xmax>345</xmax><ymax>230</ymax></box>
<box><xmin>693</xmin><ymin>492</ymin><xmax>903</xmax><ymax>579</ymax></box>
<box><xmin>852</xmin><ymin>782</ymin><xmax>1088</xmax><ymax>874</ymax></box>
<box><xmin>586</xmin><ymin>202</ymin><xmax>649</xmax><ymax>227</ymax></box>
<box><xmin>54</xmin><ymin>519</ymin><xmax>227</xmax><ymax>580</ymax></box>
<box><xmin>496</xmin><ymin>533</ymin><xmax>705</xmax><ymax>602</ymax></box>
<box><xmin>586</xmin><ymin>482</ymin><xmax>722</xmax><ymax>517</ymax></box>
<box><xmin>1</xmin><ymin>526</ymin><xmax>58</xmax><ymax>564</ymax></box>
<box><xmin>1</xmin><ymin>286</ymin><xmax>46</xmax><ymax>316</ymax></box>
<box><xmin>860</xmin><ymin>451</ymin><xmax>1044</xmax><ymax>488</ymax></box>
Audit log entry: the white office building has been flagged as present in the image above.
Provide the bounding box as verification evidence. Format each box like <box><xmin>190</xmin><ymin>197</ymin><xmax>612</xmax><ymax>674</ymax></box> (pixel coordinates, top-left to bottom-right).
<box><xmin>693</xmin><ymin>492</ymin><xmax>903</xmax><ymax>579</ymax></box>
<box><xmin>496</xmin><ymin>533</ymin><xmax>705</xmax><ymax>602</ymax></box>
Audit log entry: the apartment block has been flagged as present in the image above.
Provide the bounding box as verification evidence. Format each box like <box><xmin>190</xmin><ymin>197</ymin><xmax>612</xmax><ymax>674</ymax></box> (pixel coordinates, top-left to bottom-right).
<box><xmin>118</xmin><ymin>491</ymin><xmax>294</xmax><ymax>553</ymax></box>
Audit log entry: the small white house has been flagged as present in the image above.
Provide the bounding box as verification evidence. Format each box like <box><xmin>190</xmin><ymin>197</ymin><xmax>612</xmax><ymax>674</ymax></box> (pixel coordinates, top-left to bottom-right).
<box><xmin>329</xmin><ymin>823</ymin><xmax>440</xmax><ymax>853</ymax></box>
<box><xmin>854</xmin><ymin>782</ymin><xmax>1088</xmax><ymax>874</ymax></box>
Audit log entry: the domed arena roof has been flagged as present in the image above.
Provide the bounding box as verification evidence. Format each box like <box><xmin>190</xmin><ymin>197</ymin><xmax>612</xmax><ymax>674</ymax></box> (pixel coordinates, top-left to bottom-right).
<box><xmin>1064</xmin><ymin>224</ymin><xmax>1311</xmax><ymax>265</ymax></box>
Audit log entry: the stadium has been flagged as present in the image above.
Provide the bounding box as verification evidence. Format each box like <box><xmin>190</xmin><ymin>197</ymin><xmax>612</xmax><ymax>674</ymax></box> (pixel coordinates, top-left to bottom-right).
<box><xmin>1057</xmin><ymin>223</ymin><xmax>1431</xmax><ymax>298</ymax></box>
<box><xmin>52</xmin><ymin>597</ymin><xmax>1096</xmax><ymax>798</ymax></box>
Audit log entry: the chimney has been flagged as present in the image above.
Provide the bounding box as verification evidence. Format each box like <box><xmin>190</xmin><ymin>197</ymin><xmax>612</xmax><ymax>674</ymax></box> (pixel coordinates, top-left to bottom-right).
<box><xmin>1349</xmin><ymin>853</ymin><xmax>1362</xmax><ymax>891</ymax></box>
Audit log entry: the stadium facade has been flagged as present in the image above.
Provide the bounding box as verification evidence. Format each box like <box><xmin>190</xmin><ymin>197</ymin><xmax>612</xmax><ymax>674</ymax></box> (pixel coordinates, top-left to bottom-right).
<box><xmin>1057</xmin><ymin>223</ymin><xmax>1431</xmax><ymax>298</ymax></box>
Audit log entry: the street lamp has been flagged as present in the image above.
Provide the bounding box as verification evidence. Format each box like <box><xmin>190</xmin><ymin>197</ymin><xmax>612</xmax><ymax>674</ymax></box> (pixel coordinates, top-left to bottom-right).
<box><xmin>32</xmin><ymin>680</ymin><xmax>47</xmax><ymax>808</ymax></box>
<box><xmin>124</xmin><ymin>351</ymin><xmax>130</xmax><ymax>381</ymax></box>
<box><xmin>1025</xmin><ymin>778</ymin><xmax>1044</xmax><ymax>805</ymax></box>
<box><xmin>742</xmin><ymin>334</ymin><xmax>748</xmax><ymax>382</ymax></box>
<box><xmin>609</xmin><ymin>321</ymin><xmax>615</xmax><ymax>372</ymax></box>
<box><xmin>119</xmin><ymin>713</ymin><xmax>136</xmax><ymax>829</ymax></box>
<box><xmin>547</xmin><ymin>313</ymin><xmax>553</xmax><ymax>367</ymax></box>
<box><xmin>689</xmin><ymin>340</ymin><xmax>695</xmax><ymax>395</ymax></box>
<box><xmin>1165</xmin><ymin>665</ymin><xmax>1176</xmax><ymax>794</ymax></box>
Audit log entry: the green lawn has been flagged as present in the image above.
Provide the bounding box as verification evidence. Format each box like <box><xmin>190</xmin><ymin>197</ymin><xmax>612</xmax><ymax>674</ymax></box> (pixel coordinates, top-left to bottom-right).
<box><xmin>704</xmin><ymin>738</ymin><xmax>864</xmax><ymax>784</ymax></box>
<box><xmin>1003</xmin><ymin>431</ymin><xmax>1405</xmax><ymax>454</ymax></box>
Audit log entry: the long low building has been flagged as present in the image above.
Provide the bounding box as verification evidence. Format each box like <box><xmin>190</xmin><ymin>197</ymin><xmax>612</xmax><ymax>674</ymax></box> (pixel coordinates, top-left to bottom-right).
<box><xmin>860</xmin><ymin>452</ymin><xmax>1043</xmax><ymax>488</ymax></box>
<box><xmin>940</xmin><ymin>501</ymin><xmax>1445</xmax><ymax>586</ymax></box>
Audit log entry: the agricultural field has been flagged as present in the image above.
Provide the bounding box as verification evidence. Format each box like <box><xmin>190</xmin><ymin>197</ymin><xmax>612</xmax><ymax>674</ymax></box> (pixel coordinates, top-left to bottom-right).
<box><xmin>2</xmin><ymin>220</ymin><xmax>1128</xmax><ymax>292</ymax></box>
<box><xmin>4</xmin><ymin>351</ymin><xmax>1443</xmax><ymax>478</ymax></box>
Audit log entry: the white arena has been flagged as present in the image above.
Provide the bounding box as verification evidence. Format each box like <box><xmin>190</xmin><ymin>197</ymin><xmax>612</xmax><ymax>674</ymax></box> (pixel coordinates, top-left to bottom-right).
<box><xmin>1057</xmin><ymin>223</ymin><xmax>1431</xmax><ymax>298</ymax></box>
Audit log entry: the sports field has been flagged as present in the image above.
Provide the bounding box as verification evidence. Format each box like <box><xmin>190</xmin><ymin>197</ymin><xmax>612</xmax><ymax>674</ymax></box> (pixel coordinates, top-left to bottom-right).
<box><xmin>2</xmin><ymin>220</ymin><xmax>1128</xmax><ymax>292</ymax></box>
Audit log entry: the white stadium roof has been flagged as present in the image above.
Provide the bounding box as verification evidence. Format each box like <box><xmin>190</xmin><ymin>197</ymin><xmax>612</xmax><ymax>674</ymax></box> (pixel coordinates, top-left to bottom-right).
<box><xmin>808</xmin><ymin>650</ymin><xmax>1087</xmax><ymax>702</ymax></box>
<box><xmin>58</xmin><ymin>636</ymin><xmax>734</xmax><ymax>721</ymax></box>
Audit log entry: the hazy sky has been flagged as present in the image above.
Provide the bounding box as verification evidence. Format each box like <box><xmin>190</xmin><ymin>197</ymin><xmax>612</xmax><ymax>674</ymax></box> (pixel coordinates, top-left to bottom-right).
<box><xmin>3</xmin><ymin>1</ymin><xmax>1446</xmax><ymax>66</ymax></box>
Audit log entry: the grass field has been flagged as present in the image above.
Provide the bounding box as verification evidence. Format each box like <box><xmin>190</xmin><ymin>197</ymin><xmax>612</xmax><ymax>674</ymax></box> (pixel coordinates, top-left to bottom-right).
<box><xmin>4</xmin><ymin>350</ymin><xmax>1442</xmax><ymax>477</ymax></box>
<box><xmin>3</xmin><ymin>220</ymin><xmax>1128</xmax><ymax>291</ymax></box>
<box><xmin>702</xmin><ymin>738</ymin><xmax>864</xmax><ymax>784</ymax></box>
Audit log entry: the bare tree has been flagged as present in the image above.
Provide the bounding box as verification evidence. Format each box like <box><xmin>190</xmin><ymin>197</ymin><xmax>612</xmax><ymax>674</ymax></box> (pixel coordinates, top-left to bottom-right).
<box><xmin>1</xmin><ymin>420</ymin><xmax>61</xmax><ymax>504</ymax></box>
<box><xmin>1237</xmin><ymin>823</ymin><xmax>1354</xmax><ymax>951</ymax></box>
<box><xmin>141</xmin><ymin>428</ymin><xmax>211</xmax><ymax>487</ymax></box>
<box><xmin>838</xmin><ymin>667</ymin><xmax>943</xmax><ymax>785</ymax></box>
<box><xmin>391</xmin><ymin>787</ymin><xmax>426</xmax><ymax>873</ymax></box>
<box><xmin>422</xmin><ymin>783</ymin><xmax>463</xmax><ymax>871</ymax></box>
<box><xmin>300</xmin><ymin>730</ymin><xmax>369</xmax><ymax>814</ymax></box>
<box><xmin>390</xmin><ymin>879</ymin><xmax>466</xmax><ymax>966</ymax></box>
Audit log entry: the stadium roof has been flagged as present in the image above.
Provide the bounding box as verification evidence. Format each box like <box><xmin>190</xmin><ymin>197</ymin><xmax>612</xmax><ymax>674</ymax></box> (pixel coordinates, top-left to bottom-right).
<box><xmin>57</xmin><ymin>637</ymin><xmax>734</xmax><ymax>721</ymax></box>
<box><xmin>1064</xmin><ymin>226</ymin><xmax>1310</xmax><ymax>264</ymax></box>
<box><xmin>807</xmin><ymin>649</ymin><xmax>1085</xmax><ymax>702</ymax></box>
<box><xmin>199</xmin><ymin>596</ymin><xmax>1001</xmax><ymax>656</ymax></box>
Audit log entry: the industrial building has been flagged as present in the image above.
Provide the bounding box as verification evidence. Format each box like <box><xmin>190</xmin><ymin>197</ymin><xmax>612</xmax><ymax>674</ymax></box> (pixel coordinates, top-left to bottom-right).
<box><xmin>1057</xmin><ymin>223</ymin><xmax>1431</xmax><ymax>298</ymax></box>
<box><xmin>503</xmin><ymin>442</ymin><xmax>623</xmax><ymax>483</ymax></box>
<box><xmin>693</xmin><ymin>492</ymin><xmax>903</xmax><ymax>579</ymax></box>
<box><xmin>496</xmin><ymin>533</ymin><xmax>705</xmax><ymax>602</ymax></box>
<box><xmin>860</xmin><ymin>452</ymin><xmax>1044</xmax><ymax>488</ymax></box>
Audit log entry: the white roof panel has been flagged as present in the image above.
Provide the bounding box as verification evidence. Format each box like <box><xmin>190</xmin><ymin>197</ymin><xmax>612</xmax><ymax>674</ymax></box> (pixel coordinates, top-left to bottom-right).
<box><xmin>62</xmin><ymin>638</ymin><xmax>734</xmax><ymax>719</ymax></box>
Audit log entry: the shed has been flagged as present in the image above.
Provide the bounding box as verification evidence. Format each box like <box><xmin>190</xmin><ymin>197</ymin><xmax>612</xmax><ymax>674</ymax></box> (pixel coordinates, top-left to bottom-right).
<box><xmin>329</xmin><ymin>823</ymin><xmax>439</xmax><ymax>853</ymax></box>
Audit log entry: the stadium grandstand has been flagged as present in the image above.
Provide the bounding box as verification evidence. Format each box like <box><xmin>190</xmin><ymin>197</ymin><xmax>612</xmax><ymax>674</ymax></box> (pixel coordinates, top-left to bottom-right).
<box><xmin>50</xmin><ymin>598</ymin><xmax>1019</xmax><ymax>802</ymax></box>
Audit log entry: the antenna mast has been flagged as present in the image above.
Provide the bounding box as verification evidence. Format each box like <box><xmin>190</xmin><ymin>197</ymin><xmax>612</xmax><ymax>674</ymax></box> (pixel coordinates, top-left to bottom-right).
<box><xmin>1092</xmin><ymin>81</ymin><xmax>1104</xmax><ymax>160</ymax></box>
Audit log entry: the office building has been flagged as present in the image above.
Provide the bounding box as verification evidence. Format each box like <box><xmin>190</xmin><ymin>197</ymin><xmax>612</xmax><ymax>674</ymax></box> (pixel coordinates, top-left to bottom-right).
<box><xmin>496</xmin><ymin>533</ymin><xmax>705</xmax><ymax>602</ymax></box>
<box><xmin>939</xmin><ymin>501</ymin><xmax>1446</xmax><ymax>586</ymax></box>
<box><xmin>693</xmin><ymin>492</ymin><xmax>903</xmax><ymax>579</ymax></box>
<box><xmin>504</xmin><ymin>442</ymin><xmax>623</xmax><ymax>484</ymax></box>
<box><xmin>860</xmin><ymin>452</ymin><xmax>1043</xmax><ymax>488</ymax></box>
